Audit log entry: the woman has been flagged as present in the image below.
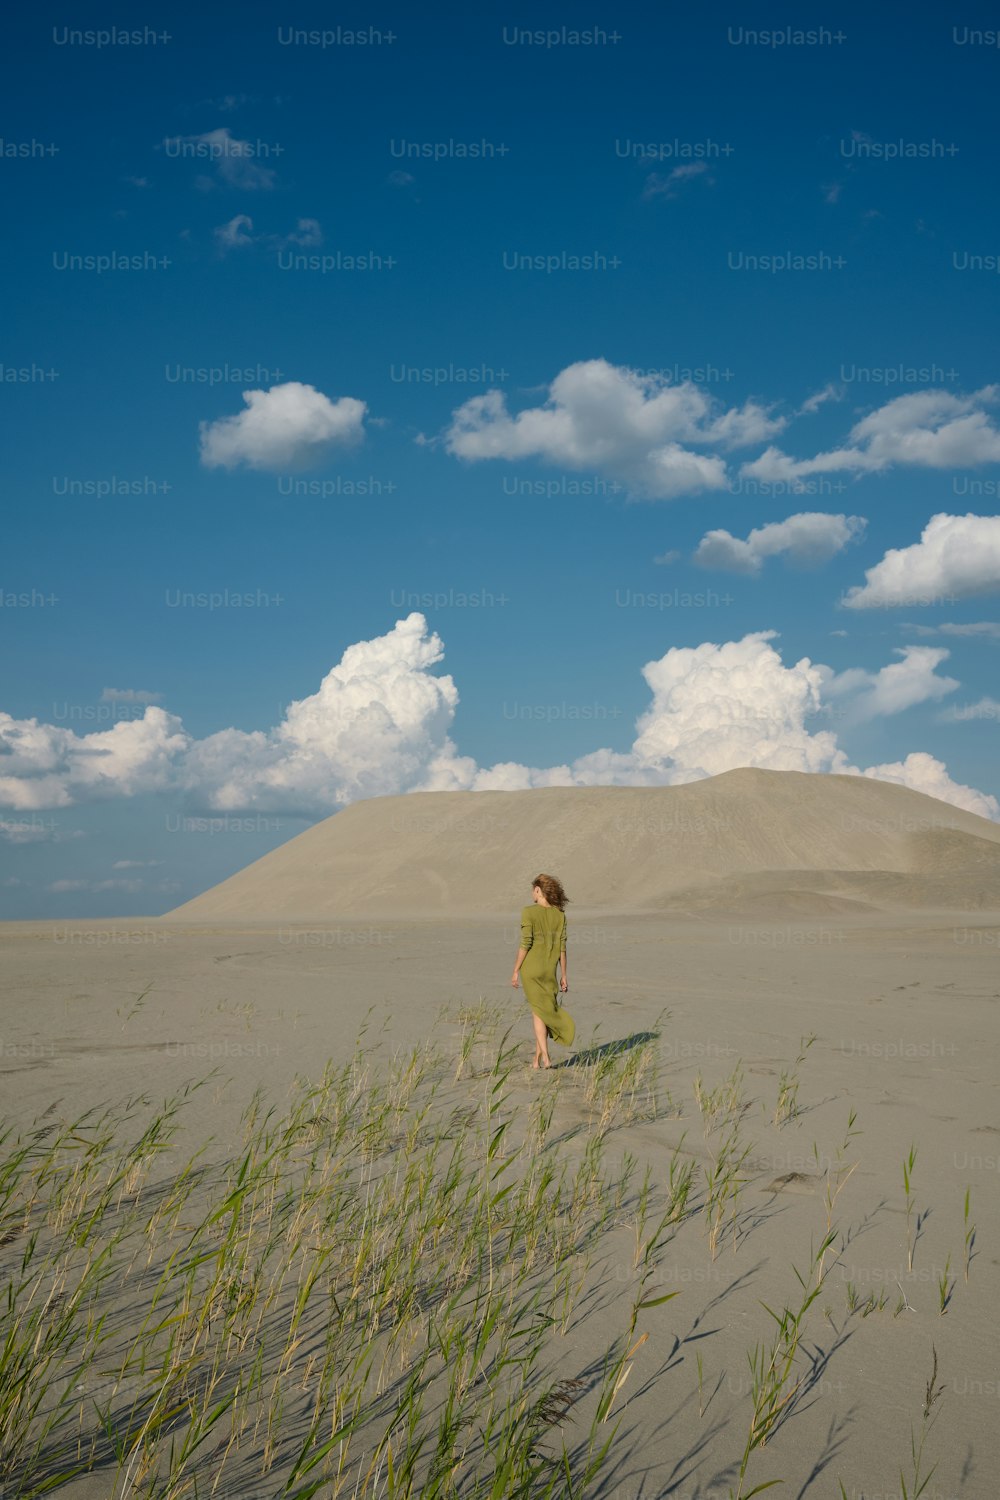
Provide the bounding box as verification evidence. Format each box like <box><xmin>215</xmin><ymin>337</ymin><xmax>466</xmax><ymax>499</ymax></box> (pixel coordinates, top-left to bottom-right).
<box><xmin>511</xmin><ymin>872</ymin><xmax>575</xmax><ymax>1068</ymax></box>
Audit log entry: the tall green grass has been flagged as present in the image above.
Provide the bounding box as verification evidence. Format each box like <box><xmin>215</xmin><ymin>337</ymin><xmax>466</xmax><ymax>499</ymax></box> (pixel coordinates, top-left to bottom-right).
<box><xmin>0</xmin><ymin>1012</ymin><xmax>682</xmax><ymax>1498</ymax></box>
<box><xmin>0</xmin><ymin>999</ymin><xmax>973</xmax><ymax>1499</ymax></box>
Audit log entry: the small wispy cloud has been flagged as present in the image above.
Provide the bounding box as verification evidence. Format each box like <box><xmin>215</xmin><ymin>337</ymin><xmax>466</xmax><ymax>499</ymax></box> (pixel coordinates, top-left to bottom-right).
<box><xmin>164</xmin><ymin>127</ymin><xmax>279</xmax><ymax>191</ymax></box>
<box><xmin>1</xmin><ymin>819</ymin><xmax>84</xmax><ymax>844</ymax></box>
<box><xmin>937</xmin><ymin>696</ymin><xmax>1000</xmax><ymax>723</ymax></box>
<box><xmin>48</xmin><ymin>877</ymin><xmax>144</xmax><ymax>893</ymax></box>
<box><xmin>101</xmin><ymin>687</ymin><xmax>162</xmax><ymax>705</ymax></box>
<box><xmin>797</xmin><ymin>382</ymin><xmax>843</xmax><ymax>415</ymax></box>
<box><xmin>642</xmin><ymin>162</ymin><xmax>713</xmax><ymax>201</ymax></box>
<box><xmin>213</xmin><ymin>215</ymin><xmax>322</xmax><ymax>256</ymax></box>
<box><xmin>901</xmin><ymin>620</ymin><xmax>1000</xmax><ymax>641</ymax></box>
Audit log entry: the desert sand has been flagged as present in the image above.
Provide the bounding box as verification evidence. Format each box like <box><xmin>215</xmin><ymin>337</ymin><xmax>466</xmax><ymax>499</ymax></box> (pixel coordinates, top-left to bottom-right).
<box><xmin>2</xmin><ymin>770</ymin><xmax>999</xmax><ymax>1497</ymax></box>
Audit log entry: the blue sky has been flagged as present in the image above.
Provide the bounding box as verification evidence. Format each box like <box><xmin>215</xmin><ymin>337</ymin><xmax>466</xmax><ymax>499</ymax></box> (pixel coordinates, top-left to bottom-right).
<box><xmin>3</xmin><ymin>2</ymin><xmax>1000</xmax><ymax>917</ymax></box>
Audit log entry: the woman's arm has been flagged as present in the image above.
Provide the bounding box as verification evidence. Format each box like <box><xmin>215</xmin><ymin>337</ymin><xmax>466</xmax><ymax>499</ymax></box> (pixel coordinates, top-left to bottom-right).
<box><xmin>559</xmin><ymin>913</ymin><xmax>568</xmax><ymax>991</ymax></box>
<box><xmin>512</xmin><ymin>908</ymin><xmax>533</xmax><ymax>986</ymax></box>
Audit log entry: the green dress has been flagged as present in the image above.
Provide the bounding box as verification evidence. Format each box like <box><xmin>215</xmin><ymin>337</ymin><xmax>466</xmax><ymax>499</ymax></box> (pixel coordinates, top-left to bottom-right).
<box><xmin>519</xmin><ymin>904</ymin><xmax>575</xmax><ymax>1047</ymax></box>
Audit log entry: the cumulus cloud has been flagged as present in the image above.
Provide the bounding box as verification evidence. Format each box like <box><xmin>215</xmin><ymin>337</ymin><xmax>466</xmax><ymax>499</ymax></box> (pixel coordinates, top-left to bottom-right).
<box><xmin>182</xmin><ymin>614</ymin><xmax>462</xmax><ymax>812</ymax></box>
<box><xmin>629</xmin><ymin>632</ymin><xmax>845</xmax><ymax>777</ymax></box>
<box><xmin>199</xmin><ymin>382</ymin><xmax>367</xmax><ymax>472</ymax></box>
<box><xmin>1</xmin><ymin>619</ymin><xmax>995</xmax><ymax>823</ymax></box>
<box><xmin>855</xmin><ymin>752</ymin><xmax>999</xmax><ymax>820</ymax></box>
<box><xmin>0</xmin><ymin>709</ymin><xmax>189</xmax><ymax>811</ymax></box>
<box><xmin>743</xmin><ymin>386</ymin><xmax>1000</xmax><ymax>482</ymax></box>
<box><xmin>842</xmin><ymin>513</ymin><xmax>1000</xmax><ymax>608</ymax></box>
<box><xmin>439</xmin><ymin>358</ymin><xmax>786</xmax><ymax>499</ymax></box>
<box><xmin>693</xmin><ymin>511</ymin><xmax>866</xmax><ymax>574</ymax></box>
<box><xmin>420</xmin><ymin>631</ymin><xmax>994</xmax><ymax>816</ymax></box>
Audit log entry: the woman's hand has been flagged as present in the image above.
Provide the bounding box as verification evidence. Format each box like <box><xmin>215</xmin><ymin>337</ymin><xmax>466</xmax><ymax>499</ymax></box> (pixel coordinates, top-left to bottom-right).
<box><xmin>559</xmin><ymin>978</ymin><xmax>569</xmax><ymax>993</ymax></box>
<box><xmin>511</xmin><ymin>971</ymin><xmax>520</xmax><ymax>988</ymax></box>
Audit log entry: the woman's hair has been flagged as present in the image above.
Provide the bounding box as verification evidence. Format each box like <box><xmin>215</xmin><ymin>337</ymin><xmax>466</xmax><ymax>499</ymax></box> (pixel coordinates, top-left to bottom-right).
<box><xmin>532</xmin><ymin>873</ymin><xmax>569</xmax><ymax>910</ymax></box>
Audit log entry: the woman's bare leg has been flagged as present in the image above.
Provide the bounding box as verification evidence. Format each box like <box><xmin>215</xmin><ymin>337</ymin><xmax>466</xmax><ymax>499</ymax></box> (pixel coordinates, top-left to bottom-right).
<box><xmin>531</xmin><ymin>1012</ymin><xmax>551</xmax><ymax>1068</ymax></box>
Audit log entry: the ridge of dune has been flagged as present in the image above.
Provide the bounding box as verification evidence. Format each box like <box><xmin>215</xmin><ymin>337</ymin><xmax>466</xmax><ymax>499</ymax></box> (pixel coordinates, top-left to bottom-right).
<box><xmin>161</xmin><ymin>768</ymin><xmax>1000</xmax><ymax>920</ymax></box>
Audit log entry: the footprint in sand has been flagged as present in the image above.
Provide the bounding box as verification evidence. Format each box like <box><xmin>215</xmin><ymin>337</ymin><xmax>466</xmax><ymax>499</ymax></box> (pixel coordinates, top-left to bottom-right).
<box><xmin>764</xmin><ymin>1172</ymin><xmax>821</xmax><ymax>1195</ymax></box>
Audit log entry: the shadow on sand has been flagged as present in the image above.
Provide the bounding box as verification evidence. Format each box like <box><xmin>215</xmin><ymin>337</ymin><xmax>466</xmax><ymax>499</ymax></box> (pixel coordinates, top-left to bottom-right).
<box><xmin>557</xmin><ymin>1029</ymin><xmax>662</xmax><ymax>1070</ymax></box>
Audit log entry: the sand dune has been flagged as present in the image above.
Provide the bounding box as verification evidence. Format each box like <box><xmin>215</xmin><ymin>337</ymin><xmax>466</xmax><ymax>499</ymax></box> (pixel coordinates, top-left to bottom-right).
<box><xmin>163</xmin><ymin>767</ymin><xmax>1000</xmax><ymax>921</ymax></box>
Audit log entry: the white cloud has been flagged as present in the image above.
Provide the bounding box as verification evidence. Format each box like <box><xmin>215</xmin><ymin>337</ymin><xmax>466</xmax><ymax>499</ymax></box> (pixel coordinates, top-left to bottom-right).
<box><xmin>819</xmin><ymin>646</ymin><xmax>959</xmax><ymax>724</ymax></box>
<box><xmin>797</xmin><ymin>382</ymin><xmax>843</xmax><ymax>414</ymax></box>
<box><xmin>101</xmin><ymin>687</ymin><xmax>162</xmax><ymax>705</ymax></box>
<box><xmin>629</xmin><ymin>632</ymin><xmax>846</xmax><ymax>777</ymax></box>
<box><xmin>49</xmin><ymin>877</ymin><xmax>145</xmax><ymax>894</ymax></box>
<box><xmin>1</xmin><ymin>619</ymin><xmax>995</xmax><ymax>823</ymax></box>
<box><xmin>213</xmin><ymin>215</ymin><xmax>322</xmax><ymax>255</ymax></box>
<box><xmin>842</xmin><ymin>513</ymin><xmax>1000</xmax><ymax>608</ymax></box>
<box><xmin>903</xmin><ymin>620</ymin><xmax>1000</xmax><ymax>639</ymax></box>
<box><xmin>439</xmin><ymin>358</ymin><xmax>786</xmax><ymax>499</ymax></box>
<box><xmin>1</xmin><ymin>818</ymin><xmax>66</xmax><ymax>844</ymax></box>
<box><xmin>642</xmin><ymin>162</ymin><xmax>712</xmax><ymax>200</ymax></box>
<box><xmin>854</xmin><ymin>752</ymin><xmax>999</xmax><ymax>820</ymax></box>
<box><xmin>744</xmin><ymin>386</ymin><xmax>1000</xmax><ymax>482</ymax></box>
<box><xmin>938</xmin><ymin>621</ymin><xmax>1000</xmax><ymax>639</ymax></box>
<box><xmin>284</xmin><ymin>217</ymin><xmax>322</xmax><ymax>247</ymax></box>
<box><xmin>0</xmin><ymin>708</ymin><xmax>188</xmax><ymax>810</ymax></box>
<box><xmin>938</xmin><ymin>697</ymin><xmax>1000</xmax><ymax>724</ymax></box>
<box><xmin>169</xmin><ymin>128</ymin><xmax>277</xmax><ymax>190</ymax></box>
<box><xmin>420</xmin><ymin>631</ymin><xmax>994</xmax><ymax>817</ymax></box>
<box><xmin>181</xmin><ymin>613</ymin><xmax>463</xmax><ymax>812</ymax></box>
<box><xmin>214</xmin><ymin>213</ymin><xmax>255</xmax><ymax>250</ymax></box>
<box><xmin>199</xmin><ymin>382</ymin><xmax>367</xmax><ymax>472</ymax></box>
<box><xmin>693</xmin><ymin>511</ymin><xmax>866</xmax><ymax>574</ymax></box>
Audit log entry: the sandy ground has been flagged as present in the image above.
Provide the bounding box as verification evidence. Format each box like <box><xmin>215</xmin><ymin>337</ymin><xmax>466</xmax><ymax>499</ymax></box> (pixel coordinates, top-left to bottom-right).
<box><xmin>2</xmin><ymin>908</ymin><xmax>999</xmax><ymax>1498</ymax></box>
